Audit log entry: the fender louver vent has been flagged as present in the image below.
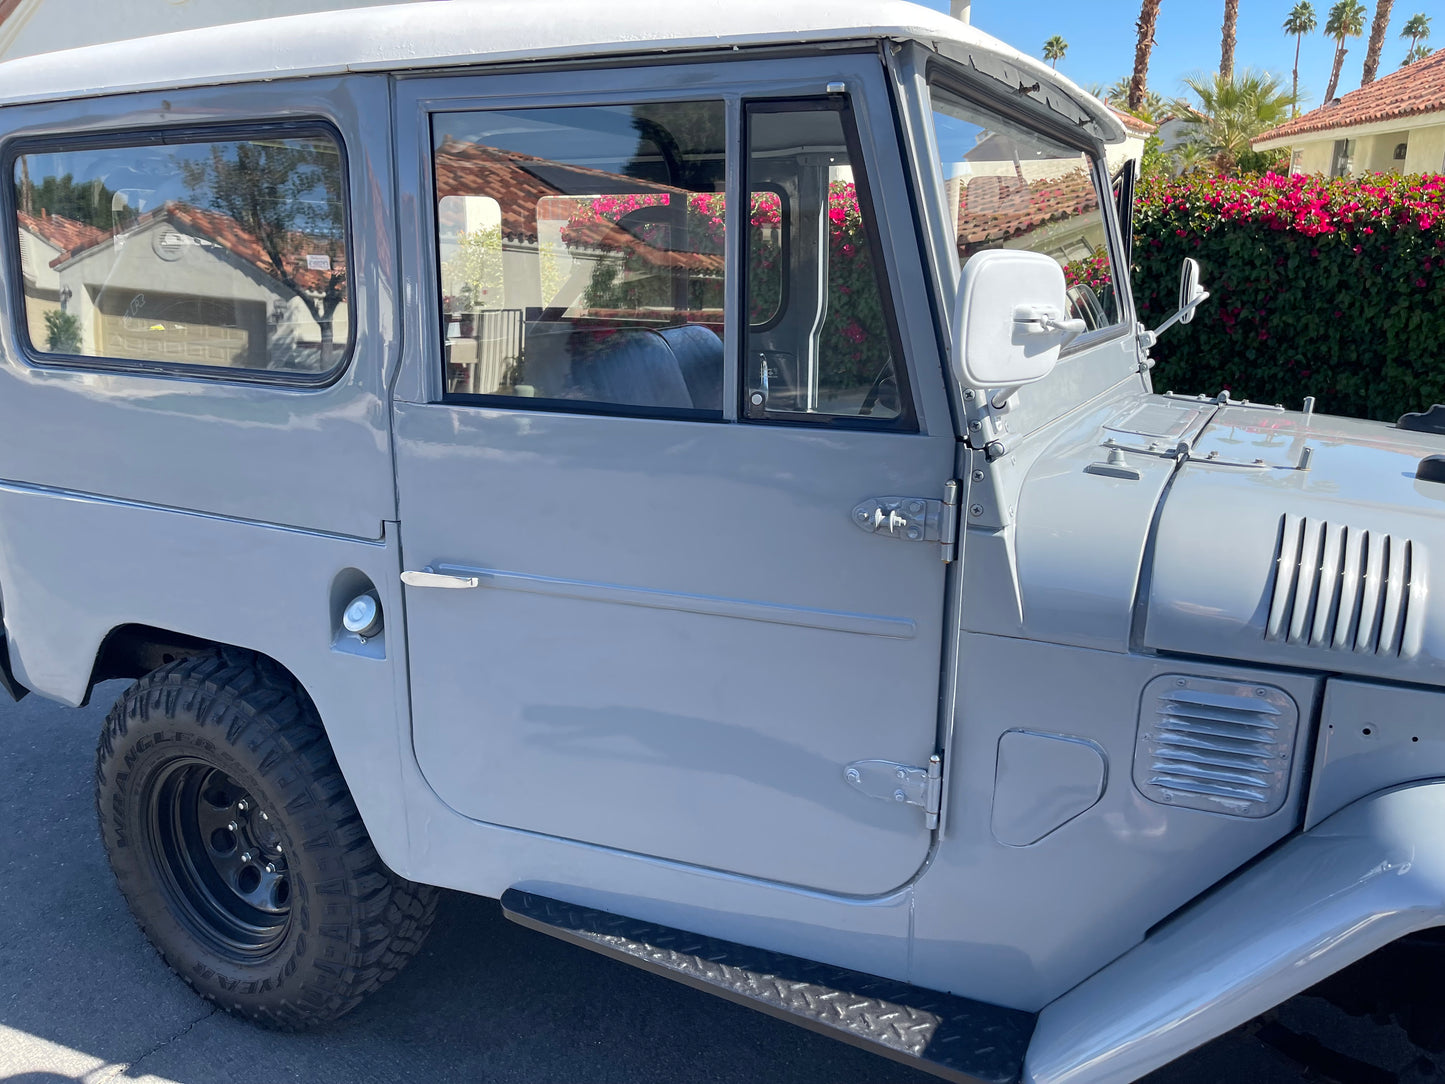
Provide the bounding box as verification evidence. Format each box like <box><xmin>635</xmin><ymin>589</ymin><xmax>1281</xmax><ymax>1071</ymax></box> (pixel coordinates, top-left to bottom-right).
<box><xmin>1267</xmin><ymin>515</ymin><xmax>1426</xmax><ymax>659</ymax></box>
<box><xmin>1135</xmin><ymin>676</ymin><xmax>1299</xmax><ymax>818</ymax></box>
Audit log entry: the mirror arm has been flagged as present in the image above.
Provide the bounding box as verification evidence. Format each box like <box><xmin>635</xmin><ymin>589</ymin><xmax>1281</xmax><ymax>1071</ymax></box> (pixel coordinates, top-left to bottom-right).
<box><xmin>1141</xmin><ymin>289</ymin><xmax>1211</xmax><ymax>350</ymax></box>
<box><xmin>989</xmin><ymin>384</ymin><xmax>1027</xmax><ymax>410</ymax></box>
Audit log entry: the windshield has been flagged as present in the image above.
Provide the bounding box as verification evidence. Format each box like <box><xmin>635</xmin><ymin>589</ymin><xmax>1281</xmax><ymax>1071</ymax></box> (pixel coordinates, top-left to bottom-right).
<box><xmin>926</xmin><ymin>82</ymin><xmax>1122</xmax><ymax>336</ymax></box>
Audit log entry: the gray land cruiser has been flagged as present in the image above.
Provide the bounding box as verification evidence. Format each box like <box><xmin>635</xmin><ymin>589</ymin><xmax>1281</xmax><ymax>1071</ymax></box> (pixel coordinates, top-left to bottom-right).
<box><xmin>0</xmin><ymin>3</ymin><xmax>1441</xmax><ymax>1082</ymax></box>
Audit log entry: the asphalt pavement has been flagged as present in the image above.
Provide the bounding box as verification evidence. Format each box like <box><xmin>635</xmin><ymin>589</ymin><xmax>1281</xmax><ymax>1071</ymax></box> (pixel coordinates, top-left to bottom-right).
<box><xmin>1</xmin><ymin>682</ymin><xmax>1440</xmax><ymax>1084</ymax></box>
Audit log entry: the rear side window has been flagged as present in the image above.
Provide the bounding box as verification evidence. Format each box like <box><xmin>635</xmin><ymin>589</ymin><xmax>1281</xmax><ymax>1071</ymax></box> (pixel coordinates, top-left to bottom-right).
<box><xmin>12</xmin><ymin>128</ymin><xmax>350</xmax><ymax>378</ymax></box>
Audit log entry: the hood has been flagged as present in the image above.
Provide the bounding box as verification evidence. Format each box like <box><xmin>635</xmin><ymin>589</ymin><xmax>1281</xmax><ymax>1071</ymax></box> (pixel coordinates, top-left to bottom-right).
<box><xmin>1143</xmin><ymin>404</ymin><xmax>1445</xmax><ymax>686</ymax></box>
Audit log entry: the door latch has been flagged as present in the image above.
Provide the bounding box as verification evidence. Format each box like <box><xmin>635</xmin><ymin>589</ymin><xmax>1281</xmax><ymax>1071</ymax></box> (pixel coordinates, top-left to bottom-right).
<box><xmin>844</xmin><ymin>755</ymin><xmax>943</xmax><ymax>829</ymax></box>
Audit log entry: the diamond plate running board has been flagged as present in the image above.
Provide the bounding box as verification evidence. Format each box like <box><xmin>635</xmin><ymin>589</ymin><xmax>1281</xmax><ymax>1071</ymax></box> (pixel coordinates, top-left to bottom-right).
<box><xmin>500</xmin><ymin>889</ymin><xmax>1033</xmax><ymax>1084</ymax></box>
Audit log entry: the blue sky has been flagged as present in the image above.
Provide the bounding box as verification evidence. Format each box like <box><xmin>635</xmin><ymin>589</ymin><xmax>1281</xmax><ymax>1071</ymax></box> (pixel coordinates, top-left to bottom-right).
<box><xmin>914</xmin><ymin>0</ymin><xmax>1443</xmax><ymax>112</ymax></box>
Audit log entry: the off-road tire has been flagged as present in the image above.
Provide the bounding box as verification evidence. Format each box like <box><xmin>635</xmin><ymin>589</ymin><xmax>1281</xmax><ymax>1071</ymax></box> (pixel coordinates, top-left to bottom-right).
<box><xmin>95</xmin><ymin>648</ymin><xmax>438</xmax><ymax>1029</ymax></box>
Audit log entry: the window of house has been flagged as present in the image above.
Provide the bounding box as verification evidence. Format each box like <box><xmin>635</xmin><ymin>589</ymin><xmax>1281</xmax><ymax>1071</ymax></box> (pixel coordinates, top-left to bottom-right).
<box><xmin>927</xmin><ymin>82</ymin><xmax>1123</xmax><ymax>337</ymax></box>
<box><xmin>1330</xmin><ymin>139</ymin><xmax>1356</xmax><ymax>178</ymax></box>
<box><xmin>12</xmin><ymin>128</ymin><xmax>350</xmax><ymax>378</ymax></box>
<box><xmin>431</xmin><ymin>102</ymin><xmax>726</xmax><ymax>417</ymax></box>
<box><xmin>742</xmin><ymin>101</ymin><xmax>910</xmax><ymax>427</ymax></box>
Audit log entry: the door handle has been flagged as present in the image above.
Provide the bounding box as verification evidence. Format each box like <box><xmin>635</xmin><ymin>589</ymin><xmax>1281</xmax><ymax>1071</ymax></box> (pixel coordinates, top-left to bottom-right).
<box><xmin>401</xmin><ymin>567</ymin><xmax>480</xmax><ymax>589</ymax></box>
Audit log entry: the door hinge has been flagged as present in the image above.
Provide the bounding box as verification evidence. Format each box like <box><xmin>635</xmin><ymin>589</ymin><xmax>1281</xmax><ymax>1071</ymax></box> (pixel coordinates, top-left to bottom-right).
<box><xmin>844</xmin><ymin>754</ymin><xmax>944</xmax><ymax>829</ymax></box>
<box><xmin>851</xmin><ymin>481</ymin><xmax>962</xmax><ymax>563</ymax></box>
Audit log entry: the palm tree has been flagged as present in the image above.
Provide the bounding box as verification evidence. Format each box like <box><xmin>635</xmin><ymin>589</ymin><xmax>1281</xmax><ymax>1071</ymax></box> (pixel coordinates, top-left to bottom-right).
<box><xmin>1221</xmin><ymin>0</ymin><xmax>1240</xmax><ymax>80</ymax></box>
<box><xmin>1284</xmin><ymin>3</ymin><xmax>1318</xmax><ymax>116</ymax></box>
<box><xmin>1129</xmin><ymin>0</ymin><xmax>1163</xmax><ymax>112</ymax></box>
<box><xmin>1105</xmin><ymin>77</ymin><xmax>1171</xmax><ymax>120</ymax></box>
<box><xmin>1043</xmin><ymin>35</ymin><xmax>1068</xmax><ymax>68</ymax></box>
<box><xmin>1180</xmin><ymin>69</ymin><xmax>1296</xmax><ymax>172</ymax></box>
<box><xmin>1404</xmin><ymin>41</ymin><xmax>1433</xmax><ymax>63</ymax></box>
<box><xmin>1173</xmin><ymin>141</ymin><xmax>1216</xmax><ymax>175</ymax></box>
<box><xmin>1401</xmin><ymin>13</ymin><xmax>1432</xmax><ymax>63</ymax></box>
<box><xmin>1361</xmin><ymin>0</ymin><xmax>1395</xmax><ymax>84</ymax></box>
<box><xmin>1324</xmin><ymin>0</ymin><xmax>1368</xmax><ymax>101</ymax></box>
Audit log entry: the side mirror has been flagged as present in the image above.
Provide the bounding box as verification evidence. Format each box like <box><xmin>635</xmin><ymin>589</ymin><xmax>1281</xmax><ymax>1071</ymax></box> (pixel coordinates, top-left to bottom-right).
<box><xmin>1178</xmin><ymin>257</ymin><xmax>1205</xmax><ymax>326</ymax></box>
<box><xmin>1141</xmin><ymin>258</ymin><xmax>1211</xmax><ymax>349</ymax></box>
<box><xmin>953</xmin><ymin>250</ymin><xmax>1083</xmax><ymax>409</ymax></box>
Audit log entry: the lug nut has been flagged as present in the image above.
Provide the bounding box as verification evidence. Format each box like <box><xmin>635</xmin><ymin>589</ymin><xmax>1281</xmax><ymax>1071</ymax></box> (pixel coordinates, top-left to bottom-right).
<box><xmin>226</xmin><ymin>821</ymin><xmax>239</xmax><ymax>832</ymax></box>
<box><xmin>241</xmin><ymin>851</ymin><xmax>254</xmax><ymax>863</ymax></box>
<box><xmin>237</xmin><ymin>799</ymin><xmax>250</xmax><ymax>812</ymax></box>
<box><xmin>259</xmin><ymin>811</ymin><xmax>268</xmax><ymax>822</ymax></box>
<box><xmin>264</xmin><ymin>863</ymin><xmax>276</xmax><ymax>874</ymax></box>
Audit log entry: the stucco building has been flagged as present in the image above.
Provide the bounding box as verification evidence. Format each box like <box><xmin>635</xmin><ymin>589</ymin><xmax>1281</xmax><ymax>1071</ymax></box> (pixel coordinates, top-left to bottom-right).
<box><xmin>1254</xmin><ymin>49</ymin><xmax>1445</xmax><ymax>177</ymax></box>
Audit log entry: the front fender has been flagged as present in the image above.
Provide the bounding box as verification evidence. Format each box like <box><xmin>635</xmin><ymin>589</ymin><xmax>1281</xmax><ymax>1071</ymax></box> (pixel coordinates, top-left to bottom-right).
<box><xmin>1025</xmin><ymin>781</ymin><xmax>1445</xmax><ymax>1084</ymax></box>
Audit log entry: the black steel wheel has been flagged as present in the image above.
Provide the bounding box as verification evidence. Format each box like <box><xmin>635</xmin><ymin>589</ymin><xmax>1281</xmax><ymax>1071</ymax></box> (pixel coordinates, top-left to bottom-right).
<box><xmin>146</xmin><ymin>762</ymin><xmax>293</xmax><ymax>958</ymax></box>
<box><xmin>96</xmin><ymin>648</ymin><xmax>438</xmax><ymax>1028</ymax></box>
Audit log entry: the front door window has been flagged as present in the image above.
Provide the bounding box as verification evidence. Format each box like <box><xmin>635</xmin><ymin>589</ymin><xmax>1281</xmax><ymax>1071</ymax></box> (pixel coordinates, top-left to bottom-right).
<box><xmin>431</xmin><ymin>102</ymin><xmax>726</xmax><ymax>416</ymax></box>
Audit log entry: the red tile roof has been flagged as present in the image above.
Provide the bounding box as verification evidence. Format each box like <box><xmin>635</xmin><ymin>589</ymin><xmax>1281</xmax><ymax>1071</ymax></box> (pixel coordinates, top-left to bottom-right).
<box><xmin>955</xmin><ymin>169</ymin><xmax>1099</xmax><ymax>255</ymax></box>
<box><xmin>52</xmin><ymin>202</ymin><xmax>345</xmax><ymax>293</ymax></box>
<box><xmin>17</xmin><ymin>210</ymin><xmax>107</xmax><ymax>256</ymax></box>
<box><xmin>434</xmin><ymin>139</ymin><xmax>572</xmax><ymax>241</ymax></box>
<box><xmin>1109</xmin><ymin>106</ymin><xmax>1159</xmax><ymax>135</ymax></box>
<box><xmin>163</xmin><ymin>203</ymin><xmax>344</xmax><ymax>292</ymax></box>
<box><xmin>1254</xmin><ymin>48</ymin><xmax>1445</xmax><ymax>145</ymax></box>
<box><xmin>434</xmin><ymin>137</ymin><xmax>722</xmax><ymax>271</ymax></box>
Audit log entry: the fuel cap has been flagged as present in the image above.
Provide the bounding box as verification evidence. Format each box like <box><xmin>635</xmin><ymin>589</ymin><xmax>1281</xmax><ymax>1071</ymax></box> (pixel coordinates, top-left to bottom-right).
<box><xmin>342</xmin><ymin>593</ymin><xmax>383</xmax><ymax>638</ymax></box>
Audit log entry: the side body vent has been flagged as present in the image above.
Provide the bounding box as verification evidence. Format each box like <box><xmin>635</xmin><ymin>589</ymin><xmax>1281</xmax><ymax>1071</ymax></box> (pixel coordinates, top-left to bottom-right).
<box><xmin>1135</xmin><ymin>675</ymin><xmax>1299</xmax><ymax>818</ymax></box>
<box><xmin>1267</xmin><ymin>514</ymin><xmax>1426</xmax><ymax>659</ymax></box>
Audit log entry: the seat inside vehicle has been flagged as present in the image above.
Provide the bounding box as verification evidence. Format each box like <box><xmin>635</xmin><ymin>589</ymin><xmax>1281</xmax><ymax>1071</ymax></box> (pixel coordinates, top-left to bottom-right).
<box><xmin>521</xmin><ymin>321</ymin><xmax>722</xmax><ymax>412</ymax></box>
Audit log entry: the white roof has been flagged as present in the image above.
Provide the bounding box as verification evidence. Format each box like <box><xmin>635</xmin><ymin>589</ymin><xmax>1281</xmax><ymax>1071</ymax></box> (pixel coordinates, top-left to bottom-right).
<box><xmin>0</xmin><ymin>0</ymin><xmax>1124</xmax><ymax>143</ymax></box>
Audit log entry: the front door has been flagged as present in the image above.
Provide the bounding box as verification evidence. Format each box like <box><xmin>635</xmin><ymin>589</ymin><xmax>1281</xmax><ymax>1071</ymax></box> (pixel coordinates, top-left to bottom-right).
<box><xmin>391</xmin><ymin>59</ymin><xmax>957</xmax><ymax>896</ymax></box>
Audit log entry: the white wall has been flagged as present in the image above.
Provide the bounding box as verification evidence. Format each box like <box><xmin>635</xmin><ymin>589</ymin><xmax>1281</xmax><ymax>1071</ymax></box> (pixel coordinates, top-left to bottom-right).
<box><xmin>1405</xmin><ymin>123</ymin><xmax>1445</xmax><ymax>174</ymax></box>
<box><xmin>1291</xmin><ymin>139</ymin><xmax>1335</xmax><ymax>175</ymax></box>
<box><xmin>1283</xmin><ymin>120</ymin><xmax>1445</xmax><ymax>177</ymax></box>
<box><xmin>0</xmin><ymin>0</ymin><xmax>434</xmax><ymax>61</ymax></box>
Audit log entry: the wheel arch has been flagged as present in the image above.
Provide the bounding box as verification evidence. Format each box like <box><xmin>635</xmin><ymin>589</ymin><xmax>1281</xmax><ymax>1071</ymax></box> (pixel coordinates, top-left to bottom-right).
<box><xmin>76</xmin><ymin>616</ymin><xmax>418</xmax><ymax>881</ymax></box>
<box><xmin>85</xmin><ymin>622</ymin><xmax>227</xmax><ymax>704</ymax></box>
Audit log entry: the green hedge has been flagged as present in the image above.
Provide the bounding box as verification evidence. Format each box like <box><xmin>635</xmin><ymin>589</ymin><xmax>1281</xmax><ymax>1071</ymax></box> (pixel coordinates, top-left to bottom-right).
<box><xmin>1133</xmin><ymin>172</ymin><xmax>1445</xmax><ymax>421</ymax></box>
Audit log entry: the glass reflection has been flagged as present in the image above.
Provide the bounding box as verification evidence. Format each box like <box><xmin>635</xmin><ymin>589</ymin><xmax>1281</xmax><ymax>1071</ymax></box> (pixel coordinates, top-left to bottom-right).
<box><xmin>929</xmin><ymin>85</ymin><xmax>1121</xmax><ymax>332</ymax></box>
<box><xmin>14</xmin><ymin>132</ymin><xmax>349</xmax><ymax>375</ymax></box>
<box><xmin>431</xmin><ymin>102</ymin><xmax>726</xmax><ymax>413</ymax></box>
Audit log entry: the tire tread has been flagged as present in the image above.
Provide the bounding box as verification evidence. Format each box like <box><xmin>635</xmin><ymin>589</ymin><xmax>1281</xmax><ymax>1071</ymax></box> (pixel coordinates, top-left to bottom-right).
<box><xmin>95</xmin><ymin>647</ymin><xmax>438</xmax><ymax>1030</ymax></box>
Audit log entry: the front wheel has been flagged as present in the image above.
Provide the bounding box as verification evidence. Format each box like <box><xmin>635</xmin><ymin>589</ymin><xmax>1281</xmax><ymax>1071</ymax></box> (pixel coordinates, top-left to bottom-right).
<box><xmin>95</xmin><ymin>649</ymin><xmax>437</xmax><ymax>1028</ymax></box>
